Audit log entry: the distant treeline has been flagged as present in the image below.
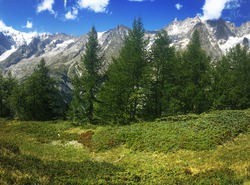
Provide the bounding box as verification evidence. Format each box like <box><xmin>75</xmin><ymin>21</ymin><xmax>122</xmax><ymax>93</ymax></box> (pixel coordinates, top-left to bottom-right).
<box><xmin>0</xmin><ymin>18</ymin><xmax>249</xmax><ymax>124</ymax></box>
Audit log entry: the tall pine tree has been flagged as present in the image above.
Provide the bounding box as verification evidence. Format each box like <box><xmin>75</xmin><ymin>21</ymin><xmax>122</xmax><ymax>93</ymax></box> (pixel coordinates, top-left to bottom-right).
<box><xmin>213</xmin><ymin>44</ymin><xmax>250</xmax><ymax>109</ymax></box>
<box><xmin>0</xmin><ymin>72</ymin><xmax>17</xmax><ymax>118</ymax></box>
<box><xmin>98</xmin><ymin>18</ymin><xmax>149</xmax><ymax>124</ymax></box>
<box><xmin>147</xmin><ymin>30</ymin><xmax>177</xmax><ymax>118</ymax></box>
<box><xmin>70</xmin><ymin>26</ymin><xmax>104</xmax><ymax>124</ymax></box>
<box><xmin>180</xmin><ymin>30</ymin><xmax>212</xmax><ymax>113</ymax></box>
<box><xmin>11</xmin><ymin>59</ymin><xmax>63</xmax><ymax>120</ymax></box>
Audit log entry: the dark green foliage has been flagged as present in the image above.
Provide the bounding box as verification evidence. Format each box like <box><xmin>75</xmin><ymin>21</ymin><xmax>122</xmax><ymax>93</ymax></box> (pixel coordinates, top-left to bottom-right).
<box><xmin>70</xmin><ymin>26</ymin><xmax>104</xmax><ymax>124</ymax></box>
<box><xmin>10</xmin><ymin>59</ymin><xmax>64</xmax><ymax>120</ymax></box>
<box><xmin>0</xmin><ymin>141</ymin><xmax>20</xmax><ymax>154</ymax></box>
<box><xmin>183</xmin><ymin>168</ymin><xmax>243</xmax><ymax>185</ymax></box>
<box><xmin>146</xmin><ymin>30</ymin><xmax>177</xmax><ymax>118</ymax></box>
<box><xmin>178</xmin><ymin>30</ymin><xmax>212</xmax><ymax>114</ymax></box>
<box><xmin>213</xmin><ymin>44</ymin><xmax>250</xmax><ymax>110</ymax></box>
<box><xmin>90</xmin><ymin>110</ymin><xmax>250</xmax><ymax>152</ymax></box>
<box><xmin>1</xmin><ymin>19</ymin><xmax>249</xmax><ymax>124</ymax></box>
<box><xmin>97</xmin><ymin>26</ymin><xmax>250</xmax><ymax>124</ymax></box>
<box><xmin>98</xmin><ymin>18</ymin><xmax>149</xmax><ymax>124</ymax></box>
<box><xmin>0</xmin><ymin>72</ymin><xmax>17</xmax><ymax>118</ymax></box>
<box><xmin>145</xmin><ymin>29</ymin><xmax>213</xmax><ymax>118</ymax></box>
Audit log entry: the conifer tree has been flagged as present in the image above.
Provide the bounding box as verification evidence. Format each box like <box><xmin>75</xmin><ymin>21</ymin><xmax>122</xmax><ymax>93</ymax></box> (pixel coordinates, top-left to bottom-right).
<box><xmin>0</xmin><ymin>73</ymin><xmax>5</xmax><ymax>117</ymax></box>
<box><xmin>180</xmin><ymin>30</ymin><xmax>212</xmax><ymax>113</ymax></box>
<box><xmin>213</xmin><ymin>44</ymin><xmax>250</xmax><ymax>109</ymax></box>
<box><xmin>98</xmin><ymin>18</ymin><xmax>149</xmax><ymax>124</ymax></box>
<box><xmin>0</xmin><ymin>72</ymin><xmax>17</xmax><ymax>118</ymax></box>
<box><xmin>11</xmin><ymin>59</ymin><xmax>62</xmax><ymax>120</ymax></box>
<box><xmin>70</xmin><ymin>26</ymin><xmax>104</xmax><ymax>124</ymax></box>
<box><xmin>148</xmin><ymin>30</ymin><xmax>176</xmax><ymax>118</ymax></box>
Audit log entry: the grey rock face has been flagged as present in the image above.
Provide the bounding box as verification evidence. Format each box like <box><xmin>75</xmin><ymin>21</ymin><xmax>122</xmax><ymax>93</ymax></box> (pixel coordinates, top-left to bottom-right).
<box><xmin>0</xmin><ymin>17</ymin><xmax>249</xmax><ymax>85</ymax></box>
<box><xmin>0</xmin><ymin>32</ymin><xmax>12</xmax><ymax>55</ymax></box>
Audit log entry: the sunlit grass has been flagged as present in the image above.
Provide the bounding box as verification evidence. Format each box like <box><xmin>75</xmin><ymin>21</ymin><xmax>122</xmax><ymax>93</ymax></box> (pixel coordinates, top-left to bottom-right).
<box><xmin>89</xmin><ymin>130</ymin><xmax>250</xmax><ymax>183</ymax></box>
<box><xmin>0</xmin><ymin>109</ymin><xmax>249</xmax><ymax>184</ymax></box>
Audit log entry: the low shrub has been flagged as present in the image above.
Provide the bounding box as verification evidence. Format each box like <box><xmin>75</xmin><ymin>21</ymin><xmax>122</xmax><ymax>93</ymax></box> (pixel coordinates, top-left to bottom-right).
<box><xmin>90</xmin><ymin>110</ymin><xmax>250</xmax><ymax>152</ymax></box>
<box><xmin>0</xmin><ymin>141</ymin><xmax>20</xmax><ymax>155</ymax></box>
<box><xmin>6</xmin><ymin>121</ymin><xmax>77</xmax><ymax>143</ymax></box>
<box><xmin>0</xmin><ymin>152</ymin><xmax>125</xmax><ymax>184</ymax></box>
<box><xmin>184</xmin><ymin>168</ymin><xmax>243</xmax><ymax>185</ymax></box>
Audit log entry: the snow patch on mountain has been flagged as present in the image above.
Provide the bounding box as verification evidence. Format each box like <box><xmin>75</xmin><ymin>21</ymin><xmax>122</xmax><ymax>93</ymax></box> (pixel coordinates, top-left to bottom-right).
<box><xmin>0</xmin><ymin>20</ymin><xmax>50</xmax><ymax>51</ymax></box>
<box><xmin>56</xmin><ymin>39</ymin><xmax>75</xmax><ymax>49</ymax></box>
<box><xmin>220</xmin><ymin>34</ymin><xmax>250</xmax><ymax>53</ymax></box>
<box><xmin>1</xmin><ymin>17</ymin><xmax>250</xmax><ymax>80</ymax></box>
<box><xmin>98</xmin><ymin>32</ymin><xmax>105</xmax><ymax>40</ymax></box>
<box><xmin>166</xmin><ymin>16</ymin><xmax>203</xmax><ymax>36</ymax></box>
<box><xmin>98</xmin><ymin>31</ymin><xmax>108</xmax><ymax>46</ymax></box>
<box><xmin>0</xmin><ymin>46</ymin><xmax>17</xmax><ymax>61</ymax></box>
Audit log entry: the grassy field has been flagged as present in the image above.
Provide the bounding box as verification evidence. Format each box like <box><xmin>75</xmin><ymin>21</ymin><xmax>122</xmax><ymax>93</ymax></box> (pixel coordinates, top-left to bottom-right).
<box><xmin>0</xmin><ymin>109</ymin><xmax>250</xmax><ymax>184</ymax></box>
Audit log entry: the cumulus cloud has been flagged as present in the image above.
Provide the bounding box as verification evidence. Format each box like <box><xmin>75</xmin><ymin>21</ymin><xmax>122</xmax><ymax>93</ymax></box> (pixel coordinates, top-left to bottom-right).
<box><xmin>37</xmin><ymin>0</ymin><xmax>55</xmax><ymax>14</ymax></box>
<box><xmin>175</xmin><ymin>3</ymin><xmax>183</xmax><ymax>10</ymax></box>
<box><xmin>23</xmin><ymin>21</ymin><xmax>33</xmax><ymax>29</ymax></box>
<box><xmin>78</xmin><ymin>0</ymin><xmax>109</xmax><ymax>13</ymax></box>
<box><xmin>201</xmin><ymin>0</ymin><xmax>241</xmax><ymax>20</ymax></box>
<box><xmin>65</xmin><ymin>7</ymin><xmax>78</xmax><ymax>20</ymax></box>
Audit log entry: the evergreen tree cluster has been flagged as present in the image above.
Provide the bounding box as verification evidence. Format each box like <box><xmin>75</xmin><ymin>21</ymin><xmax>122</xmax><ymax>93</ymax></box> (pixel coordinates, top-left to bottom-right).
<box><xmin>0</xmin><ymin>72</ymin><xmax>17</xmax><ymax>118</ymax></box>
<box><xmin>69</xmin><ymin>18</ymin><xmax>250</xmax><ymax>125</ymax></box>
<box><xmin>0</xmin><ymin>18</ymin><xmax>249</xmax><ymax>123</ymax></box>
<box><xmin>0</xmin><ymin>59</ymin><xmax>65</xmax><ymax>120</ymax></box>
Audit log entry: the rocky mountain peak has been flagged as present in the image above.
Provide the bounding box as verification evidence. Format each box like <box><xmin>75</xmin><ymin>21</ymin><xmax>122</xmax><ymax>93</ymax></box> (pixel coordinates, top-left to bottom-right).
<box><xmin>0</xmin><ymin>32</ymin><xmax>12</xmax><ymax>55</ymax></box>
<box><xmin>243</xmin><ymin>37</ymin><xmax>249</xmax><ymax>46</ymax></box>
<box><xmin>238</xmin><ymin>21</ymin><xmax>250</xmax><ymax>36</ymax></box>
<box><xmin>115</xmin><ymin>25</ymin><xmax>130</xmax><ymax>33</ymax></box>
<box><xmin>0</xmin><ymin>17</ymin><xmax>250</xmax><ymax>80</ymax></box>
<box><xmin>207</xmin><ymin>19</ymin><xmax>237</xmax><ymax>40</ymax></box>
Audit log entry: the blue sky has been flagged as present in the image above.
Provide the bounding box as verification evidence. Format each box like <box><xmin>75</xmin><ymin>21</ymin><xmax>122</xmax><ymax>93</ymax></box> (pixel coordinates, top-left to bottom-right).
<box><xmin>0</xmin><ymin>0</ymin><xmax>249</xmax><ymax>36</ymax></box>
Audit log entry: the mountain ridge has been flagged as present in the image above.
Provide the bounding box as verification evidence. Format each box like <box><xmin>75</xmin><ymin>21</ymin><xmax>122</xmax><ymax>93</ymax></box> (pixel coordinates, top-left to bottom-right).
<box><xmin>0</xmin><ymin>17</ymin><xmax>250</xmax><ymax>80</ymax></box>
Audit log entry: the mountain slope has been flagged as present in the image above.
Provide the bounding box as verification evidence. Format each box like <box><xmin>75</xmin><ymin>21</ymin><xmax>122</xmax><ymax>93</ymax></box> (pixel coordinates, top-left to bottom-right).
<box><xmin>164</xmin><ymin>16</ymin><xmax>250</xmax><ymax>58</ymax></box>
<box><xmin>0</xmin><ymin>24</ymin><xmax>129</xmax><ymax>80</ymax></box>
<box><xmin>0</xmin><ymin>17</ymin><xmax>249</xmax><ymax>81</ymax></box>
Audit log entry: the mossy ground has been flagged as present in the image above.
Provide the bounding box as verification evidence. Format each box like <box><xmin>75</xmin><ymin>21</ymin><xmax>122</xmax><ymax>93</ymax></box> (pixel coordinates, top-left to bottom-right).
<box><xmin>0</xmin><ymin>109</ymin><xmax>249</xmax><ymax>184</ymax></box>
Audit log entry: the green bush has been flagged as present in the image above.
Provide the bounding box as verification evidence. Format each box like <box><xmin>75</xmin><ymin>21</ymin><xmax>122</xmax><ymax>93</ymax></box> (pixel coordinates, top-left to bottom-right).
<box><xmin>7</xmin><ymin>121</ymin><xmax>77</xmax><ymax>143</ymax></box>
<box><xmin>90</xmin><ymin>110</ymin><xmax>250</xmax><ymax>152</ymax></box>
<box><xmin>0</xmin><ymin>141</ymin><xmax>20</xmax><ymax>155</ymax></box>
<box><xmin>0</xmin><ymin>152</ymin><xmax>125</xmax><ymax>184</ymax></box>
<box><xmin>184</xmin><ymin>168</ymin><xmax>243</xmax><ymax>185</ymax></box>
<box><xmin>0</xmin><ymin>109</ymin><xmax>249</xmax><ymax>184</ymax></box>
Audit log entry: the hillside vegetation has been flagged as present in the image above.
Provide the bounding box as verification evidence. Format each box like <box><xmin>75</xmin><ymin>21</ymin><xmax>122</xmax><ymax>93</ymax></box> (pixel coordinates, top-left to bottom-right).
<box><xmin>1</xmin><ymin>19</ymin><xmax>250</xmax><ymax>125</ymax></box>
<box><xmin>0</xmin><ymin>109</ymin><xmax>250</xmax><ymax>184</ymax></box>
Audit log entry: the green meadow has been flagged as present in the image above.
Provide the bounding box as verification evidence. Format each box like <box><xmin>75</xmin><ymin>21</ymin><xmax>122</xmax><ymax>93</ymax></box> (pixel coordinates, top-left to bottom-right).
<box><xmin>0</xmin><ymin>109</ymin><xmax>250</xmax><ymax>184</ymax></box>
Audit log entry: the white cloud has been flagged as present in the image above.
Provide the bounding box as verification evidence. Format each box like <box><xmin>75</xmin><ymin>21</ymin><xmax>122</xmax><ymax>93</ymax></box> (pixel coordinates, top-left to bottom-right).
<box><xmin>225</xmin><ymin>0</ymin><xmax>240</xmax><ymax>9</ymax></box>
<box><xmin>23</xmin><ymin>21</ymin><xmax>33</xmax><ymax>29</ymax></box>
<box><xmin>37</xmin><ymin>0</ymin><xmax>55</xmax><ymax>14</ymax></box>
<box><xmin>78</xmin><ymin>0</ymin><xmax>109</xmax><ymax>13</ymax></box>
<box><xmin>65</xmin><ymin>7</ymin><xmax>78</xmax><ymax>20</ymax></box>
<box><xmin>201</xmin><ymin>0</ymin><xmax>241</xmax><ymax>20</ymax></box>
<box><xmin>175</xmin><ymin>3</ymin><xmax>183</xmax><ymax>10</ymax></box>
<box><xmin>64</xmin><ymin>0</ymin><xmax>67</xmax><ymax>8</ymax></box>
